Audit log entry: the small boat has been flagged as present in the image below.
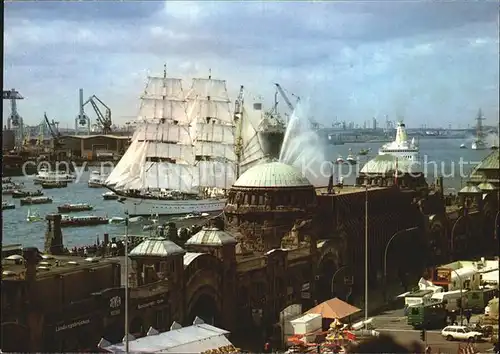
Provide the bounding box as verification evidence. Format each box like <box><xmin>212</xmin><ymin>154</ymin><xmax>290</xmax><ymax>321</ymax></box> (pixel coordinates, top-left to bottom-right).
<box><xmin>335</xmin><ymin>156</ymin><xmax>344</xmax><ymax>164</ymax></box>
<box><xmin>41</xmin><ymin>180</ymin><xmax>68</xmax><ymax>189</ymax></box>
<box><xmin>88</xmin><ymin>171</ymin><xmax>108</xmax><ymax>188</ymax></box>
<box><xmin>346</xmin><ymin>150</ymin><xmax>357</xmax><ymax>164</ymax></box>
<box><xmin>12</xmin><ymin>190</ymin><xmax>44</xmax><ymax>199</ymax></box>
<box><xmin>2</xmin><ymin>177</ymin><xmax>13</xmax><ymax>184</ymax></box>
<box><xmin>20</xmin><ymin>196</ymin><xmax>53</xmax><ymax>206</ymax></box>
<box><xmin>184</xmin><ymin>212</ymin><xmax>209</xmax><ymax>220</ymax></box>
<box><xmin>460</xmin><ymin>144</ymin><xmax>467</xmax><ymax>149</ymax></box>
<box><xmin>358</xmin><ymin>148</ymin><xmax>371</xmax><ymax>156</ymax></box>
<box><xmin>2</xmin><ymin>201</ymin><xmax>15</xmax><ymax>210</ymax></box>
<box><xmin>2</xmin><ymin>186</ymin><xmax>17</xmax><ymax>195</ymax></box>
<box><xmin>26</xmin><ymin>209</ymin><xmax>42</xmax><ymax>222</ymax></box>
<box><xmin>109</xmin><ymin>216</ymin><xmax>126</xmax><ymax>224</ymax></box>
<box><xmin>57</xmin><ymin>203</ymin><xmax>94</xmax><ymax>213</ymax></box>
<box><xmin>33</xmin><ymin>168</ymin><xmax>76</xmax><ymax>184</ymax></box>
<box><xmin>60</xmin><ymin>215</ymin><xmax>109</xmax><ymax>227</ymax></box>
<box><xmin>103</xmin><ymin>191</ymin><xmax>119</xmax><ymax>200</ymax></box>
<box><xmin>491</xmin><ymin>145</ymin><xmax>498</xmax><ymax>150</ymax></box>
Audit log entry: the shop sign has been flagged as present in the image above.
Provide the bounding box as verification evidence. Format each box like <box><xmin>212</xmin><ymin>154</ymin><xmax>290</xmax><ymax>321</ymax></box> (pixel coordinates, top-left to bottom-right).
<box><xmin>137</xmin><ymin>297</ymin><xmax>164</xmax><ymax>310</ymax></box>
<box><xmin>55</xmin><ymin>319</ymin><xmax>90</xmax><ymax>333</ymax></box>
<box><xmin>109</xmin><ymin>295</ymin><xmax>122</xmax><ymax>316</ymax></box>
<box><xmin>433</xmin><ymin>268</ymin><xmax>452</xmax><ymax>285</ymax></box>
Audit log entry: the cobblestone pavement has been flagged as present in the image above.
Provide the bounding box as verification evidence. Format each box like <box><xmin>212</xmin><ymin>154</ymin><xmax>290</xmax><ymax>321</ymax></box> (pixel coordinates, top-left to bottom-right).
<box><xmin>371</xmin><ymin>308</ymin><xmax>495</xmax><ymax>353</ymax></box>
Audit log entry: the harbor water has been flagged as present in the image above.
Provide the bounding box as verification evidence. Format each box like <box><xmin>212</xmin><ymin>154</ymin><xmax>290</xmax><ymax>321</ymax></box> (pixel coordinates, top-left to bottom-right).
<box><xmin>2</xmin><ymin>138</ymin><xmax>492</xmax><ymax>249</ymax></box>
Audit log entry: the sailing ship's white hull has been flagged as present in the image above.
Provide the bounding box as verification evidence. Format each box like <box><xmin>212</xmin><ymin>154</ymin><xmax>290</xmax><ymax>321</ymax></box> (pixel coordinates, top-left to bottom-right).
<box><xmin>118</xmin><ymin>196</ymin><xmax>226</xmax><ymax>216</ymax></box>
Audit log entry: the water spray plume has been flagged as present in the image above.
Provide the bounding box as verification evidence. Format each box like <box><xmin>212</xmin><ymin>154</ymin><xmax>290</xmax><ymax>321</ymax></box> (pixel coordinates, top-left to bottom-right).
<box><xmin>278</xmin><ymin>98</ymin><xmax>330</xmax><ymax>187</ymax></box>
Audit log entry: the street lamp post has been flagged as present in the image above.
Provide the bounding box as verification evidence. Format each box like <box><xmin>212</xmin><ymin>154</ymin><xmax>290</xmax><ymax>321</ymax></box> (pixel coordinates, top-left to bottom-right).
<box><xmin>383</xmin><ymin>227</ymin><xmax>419</xmax><ymax>302</ymax></box>
<box><xmin>365</xmin><ymin>184</ymin><xmax>368</xmax><ymax>322</ymax></box>
<box><xmin>450</xmin><ymin>215</ymin><xmax>465</xmax><ymax>261</ymax></box>
<box><xmin>450</xmin><ymin>269</ymin><xmax>464</xmax><ymax>325</ymax></box>
<box><xmin>124</xmin><ymin>213</ymin><xmax>130</xmax><ymax>352</ymax></box>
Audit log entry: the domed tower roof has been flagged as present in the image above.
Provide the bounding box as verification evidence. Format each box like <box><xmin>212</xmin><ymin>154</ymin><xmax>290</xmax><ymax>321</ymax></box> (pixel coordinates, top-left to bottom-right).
<box><xmin>129</xmin><ymin>237</ymin><xmax>185</xmax><ymax>257</ymax></box>
<box><xmin>234</xmin><ymin>161</ymin><xmax>312</xmax><ymax>188</ymax></box>
<box><xmin>360</xmin><ymin>155</ymin><xmax>422</xmax><ymax>175</ymax></box>
<box><xmin>185</xmin><ymin>227</ymin><xmax>237</xmax><ymax>246</ymax></box>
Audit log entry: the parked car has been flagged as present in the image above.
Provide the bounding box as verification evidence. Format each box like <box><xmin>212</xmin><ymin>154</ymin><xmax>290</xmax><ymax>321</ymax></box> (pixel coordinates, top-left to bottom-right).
<box><xmin>441</xmin><ymin>325</ymin><xmax>483</xmax><ymax>342</ymax></box>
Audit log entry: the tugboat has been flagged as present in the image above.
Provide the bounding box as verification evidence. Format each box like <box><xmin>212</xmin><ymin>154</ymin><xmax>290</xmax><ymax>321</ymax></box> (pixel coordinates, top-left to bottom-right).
<box><xmin>102</xmin><ymin>191</ymin><xmax>119</xmax><ymax>200</ymax></box>
<box><xmin>41</xmin><ymin>180</ymin><xmax>68</xmax><ymax>189</ymax></box>
<box><xmin>346</xmin><ymin>149</ymin><xmax>357</xmax><ymax>164</ymax></box>
<box><xmin>12</xmin><ymin>190</ymin><xmax>44</xmax><ymax>199</ymax></box>
<box><xmin>20</xmin><ymin>196</ymin><xmax>53</xmax><ymax>206</ymax></box>
<box><xmin>60</xmin><ymin>215</ymin><xmax>109</xmax><ymax>227</ymax></box>
<box><xmin>57</xmin><ymin>203</ymin><xmax>94</xmax><ymax>213</ymax></box>
<box><xmin>2</xmin><ymin>201</ymin><xmax>15</xmax><ymax>210</ymax></box>
<box><xmin>26</xmin><ymin>209</ymin><xmax>42</xmax><ymax>222</ymax></box>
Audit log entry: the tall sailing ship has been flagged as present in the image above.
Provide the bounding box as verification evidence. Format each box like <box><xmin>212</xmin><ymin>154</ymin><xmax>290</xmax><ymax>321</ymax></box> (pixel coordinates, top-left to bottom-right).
<box><xmin>471</xmin><ymin>109</ymin><xmax>487</xmax><ymax>150</ymax></box>
<box><xmin>105</xmin><ymin>67</ymin><xmax>271</xmax><ymax>216</ymax></box>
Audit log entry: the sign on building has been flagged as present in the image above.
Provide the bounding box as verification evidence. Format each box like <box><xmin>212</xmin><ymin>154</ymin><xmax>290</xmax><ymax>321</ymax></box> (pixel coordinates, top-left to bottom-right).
<box><xmin>433</xmin><ymin>267</ymin><xmax>452</xmax><ymax>285</ymax></box>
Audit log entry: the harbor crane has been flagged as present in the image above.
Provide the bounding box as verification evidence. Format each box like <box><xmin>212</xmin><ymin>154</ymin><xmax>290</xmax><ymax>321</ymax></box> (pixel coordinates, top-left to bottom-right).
<box><xmin>3</xmin><ymin>88</ymin><xmax>25</xmax><ymax>146</ymax></box>
<box><xmin>75</xmin><ymin>88</ymin><xmax>91</xmax><ymax>135</ymax></box>
<box><xmin>274</xmin><ymin>83</ymin><xmax>323</xmax><ymax>129</ymax></box>
<box><xmin>83</xmin><ymin>94</ymin><xmax>113</xmax><ymax>134</ymax></box>
<box><xmin>44</xmin><ymin>112</ymin><xmax>63</xmax><ymax>149</ymax></box>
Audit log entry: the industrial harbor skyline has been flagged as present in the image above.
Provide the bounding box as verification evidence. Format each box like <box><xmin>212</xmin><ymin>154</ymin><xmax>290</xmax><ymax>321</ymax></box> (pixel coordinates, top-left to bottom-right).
<box><xmin>3</xmin><ymin>1</ymin><xmax>499</xmax><ymax>128</ymax></box>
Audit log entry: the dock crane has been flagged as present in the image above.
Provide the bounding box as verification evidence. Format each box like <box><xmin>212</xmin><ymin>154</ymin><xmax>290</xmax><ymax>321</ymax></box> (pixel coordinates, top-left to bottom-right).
<box><xmin>3</xmin><ymin>88</ymin><xmax>25</xmax><ymax>146</ymax></box>
<box><xmin>44</xmin><ymin>112</ymin><xmax>63</xmax><ymax>149</ymax></box>
<box><xmin>274</xmin><ymin>83</ymin><xmax>323</xmax><ymax>129</ymax></box>
<box><xmin>83</xmin><ymin>94</ymin><xmax>112</xmax><ymax>134</ymax></box>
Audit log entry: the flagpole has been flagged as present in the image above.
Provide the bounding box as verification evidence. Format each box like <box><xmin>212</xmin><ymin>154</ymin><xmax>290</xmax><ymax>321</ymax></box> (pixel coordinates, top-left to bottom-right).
<box><xmin>124</xmin><ymin>212</ymin><xmax>129</xmax><ymax>353</ymax></box>
<box><xmin>365</xmin><ymin>183</ymin><xmax>368</xmax><ymax>322</ymax></box>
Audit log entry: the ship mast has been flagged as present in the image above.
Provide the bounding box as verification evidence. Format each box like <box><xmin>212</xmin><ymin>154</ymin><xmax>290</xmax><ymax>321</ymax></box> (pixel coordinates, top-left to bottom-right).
<box><xmin>234</xmin><ymin>85</ymin><xmax>245</xmax><ymax>178</ymax></box>
<box><xmin>475</xmin><ymin>108</ymin><xmax>485</xmax><ymax>141</ymax></box>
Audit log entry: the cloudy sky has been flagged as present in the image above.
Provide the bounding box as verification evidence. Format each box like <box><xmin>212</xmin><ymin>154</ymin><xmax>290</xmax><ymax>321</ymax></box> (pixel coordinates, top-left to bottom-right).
<box><xmin>4</xmin><ymin>1</ymin><xmax>499</xmax><ymax>129</ymax></box>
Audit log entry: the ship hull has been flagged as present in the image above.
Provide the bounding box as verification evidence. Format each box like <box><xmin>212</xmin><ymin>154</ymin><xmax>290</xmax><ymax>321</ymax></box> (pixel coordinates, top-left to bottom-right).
<box><xmin>471</xmin><ymin>142</ymin><xmax>486</xmax><ymax>150</ymax></box>
<box><xmin>258</xmin><ymin>130</ymin><xmax>285</xmax><ymax>159</ymax></box>
<box><xmin>117</xmin><ymin>196</ymin><xmax>226</xmax><ymax>217</ymax></box>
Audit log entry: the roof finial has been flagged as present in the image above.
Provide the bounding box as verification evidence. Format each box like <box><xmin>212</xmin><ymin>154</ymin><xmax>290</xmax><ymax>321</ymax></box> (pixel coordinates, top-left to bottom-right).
<box><xmin>163</xmin><ymin>64</ymin><xmax>167</xmax><ymax>78</ymax></box>
<box><xmin>208</xmin><ymin>68</ymin><xmax>212</xmax><ymax>80</ymax></box>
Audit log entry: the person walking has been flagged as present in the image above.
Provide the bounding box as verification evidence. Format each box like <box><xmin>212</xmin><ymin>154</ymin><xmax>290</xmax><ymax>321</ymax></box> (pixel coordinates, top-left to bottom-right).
<box><xmin>465</xmin><ymin>309</ymin><xmax>472</xmax><ymax>324</ymax></box>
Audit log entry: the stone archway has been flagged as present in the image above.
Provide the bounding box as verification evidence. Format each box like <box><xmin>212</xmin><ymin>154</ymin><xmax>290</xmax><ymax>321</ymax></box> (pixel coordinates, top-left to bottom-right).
<box><xmin>316</xmin><ymin>251</ymin><xmax>340</xmax><ymax>303</ymax></box>
<box><xmin>427</xmin><ymin>215</ymin><xmax>448</xmax><ymax>265</ymax></box>
<box><xmin>186</xmin><ymin>285</ymin><xmax>222</xmax><ymax>326</ymax></box>
<box><xmin>1</xmin><ymin>323</ymin><xmax>30</xmax><ymax>352</ymax></box>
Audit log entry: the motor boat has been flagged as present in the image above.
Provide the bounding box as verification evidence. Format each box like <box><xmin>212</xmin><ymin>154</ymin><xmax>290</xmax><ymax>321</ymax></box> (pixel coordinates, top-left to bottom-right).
<box><xmin>2</xmin><ymin>201</ymin><xmax>15</xmax><ymax>210</ymax></box>
<box><xmin>109</xmin><ymin>216</ymin><xmax>126</xmax><ymax>224</ymax></box>
<box><xmin>460</xmin><ymin>144</ymin><xmax>467</xmax><ymax>149</ymax></box>
<box><xmin>41</xmin><ymin>180</ymin><xmax>68</xmax><ymax>189</ymax></box>
<box><xmin>358</xmin><ymin>148</ymin><xmax>371</xmax><ymax>156</ymax></box>
<box><xmin>88</xmin><ymin>171</ymin><xmax>108</xmax><ymax>188</ymax></box>
<box><xmin>183</xmin><ymin>212</ymin><xmax>209</xmax><ymax>219</ymax></box>
<box><xmin>103</xmin><ymin>191</ymin><xmax>119</xmax><ymax>200</ymax></box>
<box><xmin>12</xmin><ymin>190</ymin><xmax>43</xmax><ymax>199</ymax></box>
<box><xmin>336</xmin><ymin>156</ymin><xmax>345</xmax><ymax>164</ymax></box>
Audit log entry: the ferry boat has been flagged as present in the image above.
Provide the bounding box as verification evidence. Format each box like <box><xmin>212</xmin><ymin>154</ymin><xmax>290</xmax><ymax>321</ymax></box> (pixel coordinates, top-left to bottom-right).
<box><xmin>378</xmin><ymin>121</ymin><xmax>419</xmax><ymax>161</ymax></box>
<box><xmin>12</xmin><ymin>190</ymin><xmax>44</xmax><ymax>199</ymax></box>
<box><xmin>60</xmin><ymin>215</ymin><xmax>109</xmax><ymax>227</ymax></box>
<box><xmin>33</xmin><ymin>168</ymin><xmax>76</xmax><ymax>184</ymax></box>
<box><xmin>20</xmin><ymin>196</ymin><xmax>53</xmax><ymax>206</ymax></box>
<box><xmin>103</xmin><ymin>191</ymin><xmax>119</xmax><ymax>200</ymax></box>
<box><xmin>57</xmin><ymin>203</ymin><xmax>94</xmax><ymax>213</ymax></box>
<box><xmin>41</xmin><ymin>181</ymin><xmax>68</xmax><ymax>189</ymax></box>
<box><xmin>2</xmin><ymin>202</ymin><xmax>15</xmax><ymax>210</ymax></box>
<box><xmin>88</xmin><ymin>171</ymin><xmax>107</xmax><ymax>188</ymax></box>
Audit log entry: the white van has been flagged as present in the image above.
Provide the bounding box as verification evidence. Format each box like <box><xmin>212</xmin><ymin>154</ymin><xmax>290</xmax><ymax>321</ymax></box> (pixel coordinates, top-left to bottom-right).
<box><xmin>431</xmin><ymin>290</ymin><xmax>468</xmax><ymax>312</ymax></box>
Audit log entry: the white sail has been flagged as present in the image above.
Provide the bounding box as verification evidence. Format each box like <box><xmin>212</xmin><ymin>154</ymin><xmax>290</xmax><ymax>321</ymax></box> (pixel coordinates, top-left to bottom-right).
<box><xmin>195</xmin><ymin>122</ymin><xmax>235</xmax><ymax>145</ymax></box>
<box><xmin>142</xmin><ymin>162</ymin><xmax>196</xmax><ymax>192</ymax></box>
<box><xmin>135</xmin><ymin>122</ymin><xmax>192</xmax><ymax>145</ymax></box>
<box><xmin>142</xmin><ymin>77</ymin><xmax>184</xmax><ymax>100</ymax></box>
<box><xmin>239</xmin><ymin>104</ymin><xmax>265</xmax><ymax>172</ymax></box>
<box><xmin>187</xmin><ymin>78</ymin><xmax>230</xmax><ymax>102</ymax></box>
<box><xmin>106</xmin><ymin>139</ymin><xmax>144</xmax><ymax>187</ymax></box>
<box><xmin>193</xmin><ymin>161</ymin><xmax>236</xmax><ymax>190</ymax></box>
<box><xmin>186</xmin><ymin>78</ymin><xmax>233</xmax><ymax>124</ymax></box>
<box><xmin>138</xmin><ymin>98</ymin><xmax>188</xmax><ymax>122</ymax></box>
